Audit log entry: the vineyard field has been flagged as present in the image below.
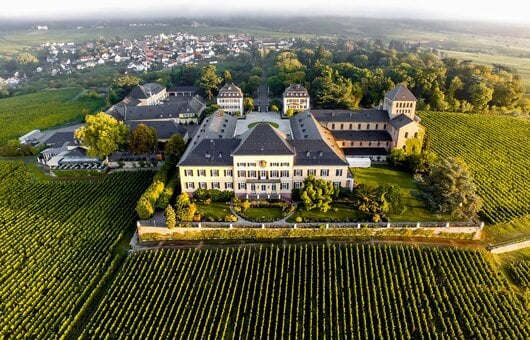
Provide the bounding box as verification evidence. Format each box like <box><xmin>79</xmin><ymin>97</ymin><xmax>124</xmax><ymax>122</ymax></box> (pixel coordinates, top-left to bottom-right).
<box><xmin>0</xmin><ymin>161</ymin><xmax>153</xmax><ymax>338</ymax></box>
<box><xmin>419</xmin><ymin>111</ymin><xmax>530</xmax><ymax>224</ymax></box>
<box><xmin>507</xmin><ymin>260</ymin><xmax>530</xmax><ymax>288</ymax></box>
<box><xmin>0</xmin><ymin>88</ymin><xmax>103</xmax><ymax>144</ymax></box>
<box><xmin>82</xmin><ymin>244</ymin><xmax>529</xmax><ymax>339</ymax></box>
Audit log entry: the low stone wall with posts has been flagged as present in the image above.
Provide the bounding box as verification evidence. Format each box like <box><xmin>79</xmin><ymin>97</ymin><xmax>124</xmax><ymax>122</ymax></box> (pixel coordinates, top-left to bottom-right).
<box><xmin>488</xmin><ymin>237</ymin><xmax>530</xmax><ymax>254</ymax></box>
<box><xmin>137</xmin><ymin>220</ymin><xmax>484</xmax><ymax>241</ymax></box>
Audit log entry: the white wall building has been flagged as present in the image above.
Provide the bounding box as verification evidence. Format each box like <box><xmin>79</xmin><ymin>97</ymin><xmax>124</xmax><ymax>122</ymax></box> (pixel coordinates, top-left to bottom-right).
<box><xmin>283</xmin><ymin>84</ymin><xmax>310</xmax><ymax>114</ymax></box>
<box><xmin>217</xmin><ymin>83</ymin><xmax>244</xmax><ymax>115</ymax></box>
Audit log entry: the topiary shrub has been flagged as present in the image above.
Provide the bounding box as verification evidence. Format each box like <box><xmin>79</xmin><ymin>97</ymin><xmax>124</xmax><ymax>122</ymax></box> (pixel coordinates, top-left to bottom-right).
<box><xmin>136</xmin><ymin>196</ymin><xmax>155</xmax><ymax>220</ymax></box>
<box><xmin>165</xmin><ymin>205</ymin><xmax>176</xmax><ymax>229</ymax></box>
<box><xmin>224</xmin><ymin>214</ymin><xmax>237</xmax><ymax>222</ymax></box>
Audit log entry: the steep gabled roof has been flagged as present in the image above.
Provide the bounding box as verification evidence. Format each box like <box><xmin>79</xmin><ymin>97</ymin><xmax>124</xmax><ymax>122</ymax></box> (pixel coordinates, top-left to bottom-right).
<box><xmin>283</xmin><ymin>84</ymin><xmax>309</xmax><ymax>97</ymax></box>
<box><xmin>218</xmin><ymin>83</ymin><xmax>243</xmax><ymax>97</ymax></box>
<box><xmin>311</xmin><ymin>109</ymin><xmax>390</xmax><ymax>122</ymax></box>
<box><xmin>125</xmin><ymin>121</ymin><xmax>196</xmax><ymax>140</ymax></box>
<box><xmin>232</xmin><ymin>123</ymin><xmax>295</xmax><ymax>156</ymax></box>
<box><xmin>385</xmin><ymin>83</ymin><xmax>417</xmax><ymax>102</ymax></box>
<box><xmin>167</xmin><ymin>85</ymin><xmax>198</xmax><ymax>93</ymax></box>
<box><xmin>178</xmin><ymin>139</ymin><xmax>240</xmax><ymax>166</ymax></box>
<box><xmin>129</xmin><ymin>83</ymin><xmax>166</xmax><ymax>100</ymax></box>
<box><xmin>290</xmin><ymin>112</ymin><xmax>347</xmax><ymax>163</ymax></box>
<box><xmin>114</xmin><ymin>95</ymin><xmax>205</xmax><ymax>121</ymax></box>
<box><xmin>390</xmin><ymin>114</ymin><xmax>414</xmax><ymax>129</ymax></box>
<box><xmin>292</xmin><ymin>139</ymin><xmax>348</xmax><ymax>166</ymax></box>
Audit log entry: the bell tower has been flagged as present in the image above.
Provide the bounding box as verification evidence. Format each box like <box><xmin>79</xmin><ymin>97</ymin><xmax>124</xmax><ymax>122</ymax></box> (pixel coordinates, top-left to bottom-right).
<box><xmin>383</xmin><ymin>83</ymin><xmax>417</xmax><ymax>120</ymax></box>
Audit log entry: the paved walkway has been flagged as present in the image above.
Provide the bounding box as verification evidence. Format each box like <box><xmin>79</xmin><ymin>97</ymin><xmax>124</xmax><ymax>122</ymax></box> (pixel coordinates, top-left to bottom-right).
<box><xmin>234</xmin><ymin>111</ymin><xmax>292</xmax><ymax>136</ymax></box>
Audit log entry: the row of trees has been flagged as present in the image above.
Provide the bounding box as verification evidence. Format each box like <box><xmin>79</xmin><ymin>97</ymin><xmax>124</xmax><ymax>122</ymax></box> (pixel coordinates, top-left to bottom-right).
<box><xmin>266</xmin><ymin>41</ymin><xmax>528</xmax><ymax>114</ymax></box>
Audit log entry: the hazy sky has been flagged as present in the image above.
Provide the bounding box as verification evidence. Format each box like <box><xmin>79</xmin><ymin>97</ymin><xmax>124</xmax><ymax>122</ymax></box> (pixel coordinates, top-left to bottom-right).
<box><xmin>1</xmin><ymin>0</ymin><xmax>529</xmax><ymax>23</ymax></box>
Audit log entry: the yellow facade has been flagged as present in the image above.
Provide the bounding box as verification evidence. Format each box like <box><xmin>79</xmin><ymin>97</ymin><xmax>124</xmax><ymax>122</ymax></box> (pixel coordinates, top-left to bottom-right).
<box><xmin>180</xmin><ymin>154</ymin><xmax>351</xmax><ymax>199</ymax></box>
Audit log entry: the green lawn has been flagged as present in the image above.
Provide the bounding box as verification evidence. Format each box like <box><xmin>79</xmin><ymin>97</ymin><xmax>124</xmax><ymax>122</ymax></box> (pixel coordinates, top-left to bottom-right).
<box><xmin>243</xmin><ymin>207</ymin><xmax>284</xmax><ymax>221</ymax></box>
<box><xmin>196</xmin><ymin>202</ymin><xmax>231</xmax><ymax>221</ymax></box>
<box><xmin>287</xmin><ymin>202</ymin><xmax>361</xmax><ymax>223</ymax></box>
<box><xmin>484</xmin><ymin>215</ymin><xmax>530</xmax><ymax>243</ymax></box>
<box><xmin>353</xmin><ymin>165</ymin><xmax>455</xmax><ymax>222</ymax></box>
<box><xmin>248</xmin><ymin>121</ymin><xmax>279</xmax><ymax>129</ymax></box>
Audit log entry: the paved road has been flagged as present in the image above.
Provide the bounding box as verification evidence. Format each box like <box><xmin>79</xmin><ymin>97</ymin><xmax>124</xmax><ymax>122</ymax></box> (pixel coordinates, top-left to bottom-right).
<box><xmin>256</xmin><ymin>70</ymin><xmax>269</xmax><ymax>112</ymax></box>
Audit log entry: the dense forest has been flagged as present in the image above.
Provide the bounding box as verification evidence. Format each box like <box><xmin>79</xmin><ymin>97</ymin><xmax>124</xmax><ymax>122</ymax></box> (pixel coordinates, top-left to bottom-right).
<box><xmin>265</xmin><ymin>39</ymin><xmax>528</xmax><ymax>114</ymax></box>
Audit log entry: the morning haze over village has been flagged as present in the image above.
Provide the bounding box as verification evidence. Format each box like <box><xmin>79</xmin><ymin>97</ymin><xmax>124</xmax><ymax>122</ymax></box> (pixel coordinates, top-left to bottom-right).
<box><xmin>0</xmin><ymin>0</ymin><xmax>529</xmax><ymax>338</ymax></box>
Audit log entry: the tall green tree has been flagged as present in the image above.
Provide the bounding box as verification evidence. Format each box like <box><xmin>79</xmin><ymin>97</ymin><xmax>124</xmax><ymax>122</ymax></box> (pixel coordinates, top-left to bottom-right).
<box><xmin>198</xmin><ymin>65</ymin><xmax>222</xmax><ymax>100</ymax></box>
<box><xmin>247</xmin><ymin>75</ymin><xmax>261</xmax><ymax>94</ymax></box>
<box><xmin>175</xmin><ymin>193</ymin><xmax>197</xmax><ymax>222</ymax></box>
<box><xmin>415</xmin><ymin>157</ymin><xmax>482</xmax><ymax>219</ymax></box>
<box><xmin>114</xmin><ymin>75</ymin><xmax>141</xmax><ymax>92</ymax></box>
<box><xmin>74</xmin><ymin>112</ymin><xmax>129</xmax><ymax>163</ymax></box>
<box><xmin>361</xmin><ymin>70</ymin><xmax>395</xmax><ymax>107</ymax></box>
<box><xmin>16</xmin><ymin>52</ymin><xmax>38</xmax><ymax>66</ymax></box>
<box><xmin>222</xmin><ymin>70</ymin><xmax>233</xmax><ymax>84</ymax></box>
<box><xmin>16</xmin><ymin>52</ymin><xmax>38</xmax><ymax>75</ymax></box>
<box><xmin>165</xmin><ymin>205</ymin><xmax>176</xmax><ymax>229</ymax></box>
<box><xmin>107</xmin><ymin>88</ymin><xmax>119</xmax><ymax>106</ymax></box>
<box><xmin>469</xmin><ymin>83</ymin><xmax>494</xmax><ymax>112</ymax></box>
<box><xmin>164</xmin><ymin>134</ymin><xmax>186</xmax><ymax>159</ymax></box>
<box><xmin>299</xmin><ymin>176</ymin><xmax>337</xmax><ymax>212</ymax></box>
<box><xmin>311</xmin><ymin>67</ymin><xmax>362</xmax><ymax>109</ymax></box>
<box><xmin>171</xmin><ymin>65</ymin><xmax>201</xmax><ymax>86</ymax></box>
<box><xmin>243</xmin><ymin>97</ymin><xmax>254</xmax><ymax>112</ymax></box>
<box><xmin>127</xmin><ymin>124</ymin><xmax>158</xmax><ymax>155</ymax></box>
